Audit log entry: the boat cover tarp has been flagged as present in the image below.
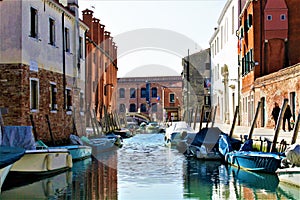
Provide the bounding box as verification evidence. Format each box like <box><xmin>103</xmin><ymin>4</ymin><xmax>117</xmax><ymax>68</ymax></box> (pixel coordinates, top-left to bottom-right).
<box><xmin>0</xmin><ymin>146</ymin><xmax>25</xmax><ymax>169</ymax></box>
<box><xmin>218</xmin><ymin>133</ymin><xmax>243</xmax><ymax>156</ymax></box>
<box><xmin>191</xmin><ymin>128</ymin><xmax>224</xmax><ymax>153</ymax></box>
<box><xmin>2</xmin><ymin>126</ymin><xmax>36</xmax><ymax>150</ymax></box>
<box><xmin>285</xmin><ymin>144</ymin><xmax>300</xmax><ymax>166</ymax></box>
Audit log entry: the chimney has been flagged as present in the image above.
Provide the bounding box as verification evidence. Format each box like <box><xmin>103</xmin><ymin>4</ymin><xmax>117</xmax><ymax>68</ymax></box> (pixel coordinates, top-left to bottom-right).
<box><xmin>82</xmin><ymin>9</ymin><xmax>94</xmax><ymax>39</ymax></box>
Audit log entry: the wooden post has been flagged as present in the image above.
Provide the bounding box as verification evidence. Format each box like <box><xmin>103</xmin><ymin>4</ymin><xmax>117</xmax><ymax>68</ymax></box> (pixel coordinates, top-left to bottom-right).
<box><xmin>229</xmin><ymin>106</ymin><xmax>239</xmax><ymax>138</ymax></box>
<box><xmin>271</xmin><ymin>99</ymin><xmax>288</xmax><ymax>152</ymax></box>
<box><xmin>45</xmin><ymin>114</ymin><xmax>56</xmax><ymax>146</ymax></box>
<box><xmin>30</xmin><ymin>114</ymin><xmax>39</xmax><ymax>141</ymax></box>
<box><xmin>248</xmin><ymin>101</ymin><xmax>261</xmax><ymax>140</ymax></box>
<box><xmin>199</xmin><ymin>105</ymin><xmax>204</xmax><ymax>132</ymax></box>
<box><xmin>291</xmin><ymin>110</ymin><xmax>300</xmax><ymax>145</ymax></box>
<box><xmin>206</xmin><ymin>106</ymin><xmax>213</xmax><ymax>128</ymax></box>
<box><xmin>211</xmin><ymin>105</ymin><xmax>217</xmax><ymax>128</ymax></box>
<box><xmin>92</xmin><ymin>109</ymin><xmax>101</xmax><ymax>135</ymax></box>
<box><xmin>193</xmin><ymin>106</ymin><xmax>198</xmax><ymax>130</ymax></box>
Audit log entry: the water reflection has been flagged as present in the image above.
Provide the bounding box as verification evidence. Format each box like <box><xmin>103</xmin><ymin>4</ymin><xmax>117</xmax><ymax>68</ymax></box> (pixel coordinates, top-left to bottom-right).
<box><xmin>1</xmin><ymin>133</ymin><xmax>297</xmax><ymax>200</ymax></box>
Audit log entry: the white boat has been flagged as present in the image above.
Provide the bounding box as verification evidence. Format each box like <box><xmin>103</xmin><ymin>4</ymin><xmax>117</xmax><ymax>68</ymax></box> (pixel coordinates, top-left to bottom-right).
<box><xmin>2</xmin><ymin>126</ymin><xmax>73</xmax><ymax>175</ymax></box>
<box><xmin>276</xmin><ymin>144</ymin><xmax>300</xmax><ymax>187</ymax></box>
<box><xmin>276</xmin><ymin>167</ymin><xmax>300</xmax><ymax>187</ymax></box>
<box><xmin>0</xmin><ymin>146</ymin><xmax>25</xmax><ymax>192</ymax></box>
<box><xmin>81</xmin><ymin>134</ymin><xmax>122</xmax><ymax>156</ymax></box>
<box><xmin>164</xmin><ymin>121</ymin><xmax>197</xmax><ymax>146</ymax></box>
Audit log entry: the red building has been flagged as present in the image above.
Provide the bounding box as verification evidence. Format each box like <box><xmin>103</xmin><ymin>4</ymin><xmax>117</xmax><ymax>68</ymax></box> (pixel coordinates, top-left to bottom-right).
<box><xmin>117</xmin><ymin>76</ymin><xmax>182</xmax><ymax>122</ymax></box>
<box><xmin>238</xmin><ymin>0</ymin><xmax>300</xmax><ymax>127</ymax></box>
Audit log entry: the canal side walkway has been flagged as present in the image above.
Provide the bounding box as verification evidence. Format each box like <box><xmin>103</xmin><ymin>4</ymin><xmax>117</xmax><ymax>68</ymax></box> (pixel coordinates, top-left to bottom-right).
<box><xmin>193</xmin><ymin>122</ymin><xmax>300</xmax><ymax>145</ymax></box>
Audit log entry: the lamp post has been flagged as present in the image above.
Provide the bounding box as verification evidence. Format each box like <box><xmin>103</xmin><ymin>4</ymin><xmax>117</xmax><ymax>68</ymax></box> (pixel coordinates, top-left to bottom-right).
<box><xmin>104</xmin><ymin>84</ymin><xmax>114</xmax><ymax>96</ymax></box>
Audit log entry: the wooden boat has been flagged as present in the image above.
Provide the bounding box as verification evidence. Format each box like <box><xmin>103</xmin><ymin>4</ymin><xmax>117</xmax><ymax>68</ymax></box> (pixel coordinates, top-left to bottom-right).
<box><xmin>0</xmin><ymin>146</ymin><xmax>25</xmax><ymax>192</ymax></box>
<box><xmin>2</xmin><ymin>126</ymin><xmax>73</xmax><ymax>175</ymax></box>
<box><xmin>225</xmin><ymin>151</ymin><xmax>282</xmax><ymax>173</ymax></box>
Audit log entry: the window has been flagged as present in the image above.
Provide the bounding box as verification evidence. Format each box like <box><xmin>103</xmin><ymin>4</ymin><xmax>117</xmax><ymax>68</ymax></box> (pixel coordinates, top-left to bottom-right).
<box><xmin>140</xmin><ymin>104</ymin><xmax>147</xmax><ymax>112</ymax></box>
<box><xmin>49</xmin><ymin>18</ymin><xmax>55</xmax><ymax>45</ymax></box>
<box><xmin>169</xmin><ymin>93</ymin><xmax>175</xmax><ymax>103</ymax></box>
<box><xmin>129</xmin><ymin>104</ymin><xmax>136</xmax><ymax>112</ymax></box>
<box><xmin>30</xmin><ymin>78</ymin><xmax>39</xmax><ymax>111</ymax></box>
<box><xmin>280</xmin><ymin>14</ymin><xmax>286</xmax><ymax>20</ymax></box>
<box><xmin>267</xmin><ymin>15</ymin><xmax>272</xmax><ymax>21</ymax></box>
<box><xmin>65</xmin><ymin>27</ymin><xmax>70</xmax><ymax>52</ymax></box>
<box><xmin>30</xmin><ymin>7</ymin><xmax>38</xmax><ymax>38</ymax></box>
<box><xmin>119</xmin><ymin>104</ymin><xmax>126</xmax><ymax>113</ymax></box>
<box><xmin>152</xmin><ymin>103</ymin><xmax>157</xmax><ymax>112</ymax></box>
<box><xmin>151</xmin><ymin>87</ymin><xmax>157</xmax><ymax>98</ymax></box>
<box><xmin>204</xmin><ymin>96</ymin><xmax>211</xmax><ymax>106</ymax></box>
<box><xmin>247</xmin><ymin>14</ymin><xmax>253</xmax><ymax>28</ymax></box>
<box><xmin>119</xmin><ymin>88</ymin><xmax>125</xmax><ymax>98</ymax></box>
<box><xmin>66</xmin><ymin>88</ymin><xmax>72</xmax><ymax>111</ymax></box>
<box><xmin>79</xmin><ymin>36</ymin><xmax>83</xmax><ymax>58</ymax></box>
<box><xmin>50</xmin><ymin>83</ymin><xmax>57</xmax><ymax>111</ymax></box>
<box><xmin>141</xmin><ymin>88</ymin><xmax>147</xmax><ymax>98</ymax></box>
<box><xmin>130</xmin><ymin>88</ymin><xmax>136</xmax><ymax>98</ymax></box>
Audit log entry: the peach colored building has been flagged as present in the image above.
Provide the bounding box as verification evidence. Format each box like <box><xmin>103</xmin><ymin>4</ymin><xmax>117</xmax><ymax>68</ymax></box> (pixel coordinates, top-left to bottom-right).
<box><xmin>82</xmin><ymin>9</ymin><xmax>118</xmax><ymax>125</ymax></box>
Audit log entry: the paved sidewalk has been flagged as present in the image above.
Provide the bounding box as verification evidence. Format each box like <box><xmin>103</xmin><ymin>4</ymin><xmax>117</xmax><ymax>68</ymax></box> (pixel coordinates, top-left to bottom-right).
<box><xmin>192</xmin><ymin>122</ymin><xmax>300</xmax><ymax>145</ymax></box>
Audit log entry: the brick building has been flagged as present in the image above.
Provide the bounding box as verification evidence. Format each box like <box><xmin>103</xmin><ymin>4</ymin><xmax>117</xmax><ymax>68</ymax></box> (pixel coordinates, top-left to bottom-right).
<box><xmin>117</xmin><ymin>76</ymin><xmax>182</xmax><ymax>122</ymax></box>
<box><xmin>238</xmin><ymin>0</ymin><xmax>300</xmax><ymax>127</ymax></box>
<box><xmin>0</xmin><ymin>0</ymin><xmax>88</xmax><ymax>144</ymax></box>
<box><xmin>82</xmin><ymin>9</ymin><xmax>118</xmax><ymax>125</ymax></box>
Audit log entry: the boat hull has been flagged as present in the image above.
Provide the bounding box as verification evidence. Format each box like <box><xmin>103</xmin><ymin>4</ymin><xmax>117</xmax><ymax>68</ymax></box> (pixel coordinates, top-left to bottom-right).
<box><xmin>10</xmin><ymin>149</ymin><xmax>72</xmax><ymax>175</ymax></box>
<box><xmin>276</xmin><ymin>167</ymin><xmax>300</xmax><ymax>187</ymax></box>
<box><xmin>226</xmin><ymin>151</ymin><xmax>281</xmax><ymax>173</ymax></box>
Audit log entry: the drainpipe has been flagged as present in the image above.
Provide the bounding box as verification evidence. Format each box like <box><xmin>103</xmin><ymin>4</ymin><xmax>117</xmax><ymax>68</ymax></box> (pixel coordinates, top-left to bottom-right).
<box><xmin>62</xmin><ymin>12</ymin><xmax>66</xmax><ymax>110</ymax></box>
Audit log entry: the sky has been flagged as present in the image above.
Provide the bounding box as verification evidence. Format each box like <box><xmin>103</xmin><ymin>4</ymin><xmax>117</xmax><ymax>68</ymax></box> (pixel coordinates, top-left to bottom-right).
<box><xmin>79</xmin><ymin>0</ymin><xmax>227</xmax><ymax>77</ymax></box>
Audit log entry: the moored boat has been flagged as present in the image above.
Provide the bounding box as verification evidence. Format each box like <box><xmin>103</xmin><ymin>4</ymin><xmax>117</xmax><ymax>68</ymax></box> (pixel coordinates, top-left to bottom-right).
<box><xmin>276</xmin><ymin>167</ymin><xmax>300</xmax><ymax>187</ymax></box>
<box><xmin>276</xmin><ymin>143</ymin><xmax>300</xmax><ymax>187</ymax></box>
<box><xmin>2</xmin><ymin>126</ymin><xmax>73</xmax><ymax>175</ymax></box>
<box><xmin>225</xmin><ymin>151</ymin><xmax>282</xmax><ymax>173</ymax></box>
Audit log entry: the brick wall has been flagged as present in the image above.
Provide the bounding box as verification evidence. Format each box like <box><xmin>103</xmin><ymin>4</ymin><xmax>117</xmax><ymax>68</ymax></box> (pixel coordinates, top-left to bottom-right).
<box><xmin>0</xmin><ymin>63</ymin><xmax>85</xmax><ymax>145</ymax></box>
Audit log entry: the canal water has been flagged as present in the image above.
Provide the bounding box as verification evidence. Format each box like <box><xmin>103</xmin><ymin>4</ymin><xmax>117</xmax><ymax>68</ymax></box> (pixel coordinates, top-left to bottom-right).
<box><xmin>1</xmin><ymin>133</ymin><xmax>299</xmax><ymax>199</ymax></box>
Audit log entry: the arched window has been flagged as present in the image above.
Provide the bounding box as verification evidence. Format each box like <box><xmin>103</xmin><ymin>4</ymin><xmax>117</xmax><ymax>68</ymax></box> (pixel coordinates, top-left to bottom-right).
<box><xmin>129</xmin><ymin>104</ymin><xmax>136</xmax><ymax>112</ymax></box>
<box><xmin>151</xmin><ymin>87</ymin><xmax>157</xmax><ymax>98</ymax></box>
<box><xmin>119</xmin><ymin>104</ymin><xmax>126</xmax><ymax>113</ymax></box>
<box><xmin>140</xmin><ymin>103</ymin><xmax>147</xmax><ymax>112</ymax></box>
<box><xmin>119</xmin><ymin>88</ymin><xmax>125</xmax><ymax>98</ymax></box>
<box><xmin>141</xmin><ymin>88</ymin><xmax>147</xmax><ymax>98</ymax></box>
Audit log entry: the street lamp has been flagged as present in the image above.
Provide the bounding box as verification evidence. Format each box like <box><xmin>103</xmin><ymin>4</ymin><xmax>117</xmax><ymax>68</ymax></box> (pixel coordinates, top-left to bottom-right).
<box><xmin>104</xmin><ymin>84</ymin><xmax>114</xmax><ymax>96</ymax></box>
